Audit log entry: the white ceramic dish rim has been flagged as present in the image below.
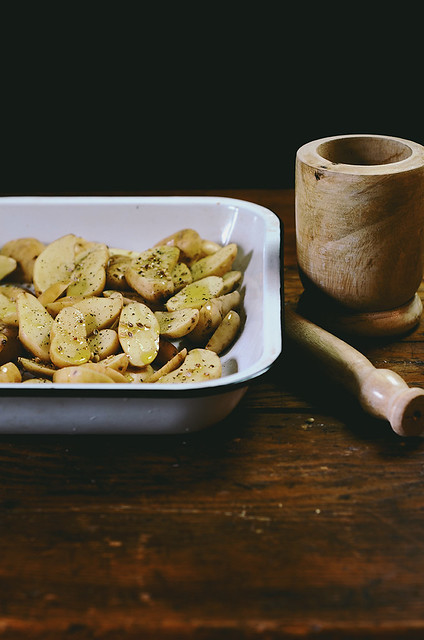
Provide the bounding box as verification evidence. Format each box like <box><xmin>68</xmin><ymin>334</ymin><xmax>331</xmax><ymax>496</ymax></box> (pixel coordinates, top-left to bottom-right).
<box><xmin>0</xmin><ymin>195</ymin><xmax>282</xmax><ymax>398</ymax></box>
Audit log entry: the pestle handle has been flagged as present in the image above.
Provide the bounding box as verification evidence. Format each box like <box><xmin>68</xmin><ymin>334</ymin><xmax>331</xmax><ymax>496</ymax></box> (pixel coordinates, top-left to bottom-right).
<box><xmin>285</xmin><ymin>307</ymin><xmax>424</xmax><ymax>437</ymax></box>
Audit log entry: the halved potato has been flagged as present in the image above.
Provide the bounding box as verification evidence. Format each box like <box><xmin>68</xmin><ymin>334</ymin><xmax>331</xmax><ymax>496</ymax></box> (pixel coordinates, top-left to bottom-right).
<box><xmin>190</xmin><ymin>243</ymin><xmax>237</xmax><ymax>281</ymax></box>
<box><xmin>155</xmin><ymin>228</ymin><xmax>203</xmax><ymax>263</ymax></box>
<box><xmin>155</xmin><ymin>348</ymin><xmax>221</xmax><ymax>383</ymax></box>
<box><xmin>155</xmin><ymin>308</ymin><xmax>199</xmax><ymax>338</ymax></box>
<box><xmin>0</xmin><ymin>292</ymin><xmax>18</xmax><ymax>326</ymax></box>
<box><xmin>67</xmin><ymin>243</ymin><xmax>109</xmax><ymax>297</ymax></box>
<box><xmin>188</xmin><ymin>290</ymin><xmax>241</xmax><ymax>343</ymax></box>
<box><xmin>17</xmin><ymin>292</ymin><xmax>53</xmax><ymax>361</ymax></box>
<box><xmin>45</xmin><ymin>295</ymin><xmax>85</xmax><ymax>317</ymax></box>
<box><xmin>53</xmin><ymin>365</ymin><xmax>114</xmax><ymax>383</ymax></box>
<box><xmin>205</xmin><ymin>309</ymin><xmax>241</xmax><ymax>354</ymax></box>
<box><xmin>101</xmin><ymin>352</ymin><xmax>130</xmax><ymax>373</ymax></box>
<box><xmin>165</xmin><ymin>276</ymin><xmax>224</xmax><ymax>312</ymax></box>
<box><xmin>145</xmin><ymin>348</ymin><xmax>188</xmax><ymax>383</ymax></box>
<box><xmin>72</xmin><ymin>295</ymin><xmax>123</xmax><ymax>334</ymax></box>
<box><xmin>106</xmin><ymin>254</ymin><xmax>134</xmax><ymax>290</ymax></box>
<box><xmin>1</xmin><ymin>237</ymin><xmax>45</xmax><ymax>282</ymax></box>
<box><xmin>33</xmin><ymin>234</ymin><xmax>83</xmax><ymax>295</ymax></box>
<box><xmin>79</xmin><ymin>362</ymin><xmax>128</xmax><ymax>382</ymax></box>
<box><xmin>88</xmin><ymin>329</ymin><xmax>120</xmax><ymax>361</ymax></box>
<box><xmin>18</xmin><ymin>356</ymin><xmax>57</xmax><ymax>378</ymax></box>
<box><xmin>0</xmin><ymin>255</ymin><xmax>17</xmax><ymax>281</ymax></box>
<box><xmin>125</xmin><ymin>246</ymin><xmax>180</xmax><ymax>302</ymax></box>
<box><xmin>37</xmin><ymin>281</ymin><xmax>70</xmax><ymax>306</ymax></box>
<box><xmin>118</xmin><ymin>301</ymin><xmax>160</xmax><ymax>366</ymax></box>
<box><xmin>49</xmin><ymin>307</ymin><xmax>91</xmax><ymax>368</ymax></box>
<box><xmin>171</xmin><ymin>262</ymin><xmax>192</xmax><ymax>292</ymax></box>
<box><xmin>222</xmin><ymin>270</ymin><xmax>242</xmax><ymax>293</ymax></box>
<box><xmin>0</xmin><ymin>325</ymin><xmax>20</xmax><ymax>365</ymax></box>
<box><xmin>0</xmin><ymin>361</ymin><xmax>21</xmax><ymax>382</ymax></box>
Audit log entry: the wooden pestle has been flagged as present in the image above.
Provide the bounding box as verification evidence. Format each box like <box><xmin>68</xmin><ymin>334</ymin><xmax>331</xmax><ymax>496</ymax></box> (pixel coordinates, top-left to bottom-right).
<box><xmin>285</xmin><ymin>307</ymin><xmax>424</xmax><ymax>437</ymax></box>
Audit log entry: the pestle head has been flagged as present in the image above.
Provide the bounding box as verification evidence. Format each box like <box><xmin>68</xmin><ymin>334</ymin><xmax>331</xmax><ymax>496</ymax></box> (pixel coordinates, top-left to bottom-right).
<box><xmin>390</xmin><ymin>388</ymin><xmax>424</xmax><ymax>437</ymax></box>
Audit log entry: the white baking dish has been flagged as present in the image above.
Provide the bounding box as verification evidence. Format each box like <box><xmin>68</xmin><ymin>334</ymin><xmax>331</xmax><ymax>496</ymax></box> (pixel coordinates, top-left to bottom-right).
<box><xmin>0</xmin><ymin>196</ymin><xmax>282</xmax><ymax>433</ymax></box>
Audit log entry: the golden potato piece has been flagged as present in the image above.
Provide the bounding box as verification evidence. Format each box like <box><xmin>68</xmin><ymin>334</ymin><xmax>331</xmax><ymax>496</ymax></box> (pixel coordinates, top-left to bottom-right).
<box><xmin>49</xmin><ymin>307</ymin><xmax>91</xmax><ymax>368</ymax></box>
<box><xmin>222</xmin><ymin>270</ymin><xmax>242</xmax><ymax>294</ymax></box>
<box><xmin>188</xmin><ymin>290</ymin><xmax>241</xmax><ymax>343</ymax></box>
<box><xmin>88</xmin><ymin>329</ymin><xmax>120</xmax><ymax>361</ymax></box>
<box><xmin>33</xmin><ymin>234</ymin><xmax>83</xmax><ymax>295</ymax></box>
<box><xmin>106</xmin><ymin>254</ymin><xmax>134</xmax><ymax>290</ymax></box>
<box><xmin>125</xmin><ymin>246</ymin><xmax>180</xmax><ymax>302</ymax></box>
<box><xmin>53</xmin><ymin>365</ymin><xmax>114</xmax><ymax>384</ymax></box>
<box><xmin>18</xmin><ymin>357</ymin><xmax>57</xmax><ymax>378</ymax></box>
<box><xmin>17</xmin><ymin>292</ymin><xmax>53</xmax><ymax>361</ymax></box>
<box><xmin>0</xmin><ymin>325</ymin><xmax>20</xmax><ymax>365</ymax></box>
<box><xmin>37</xmin><ymin>281</ymin><xmax>70</xmax><ymax>306</ymax></box>
<box><xmin>205</xmin><ymin>310</ymin><xmax>241</xmax><ymax>354</ymax></box>
<box><xmin>118</xmin><ymin>301</ymin><xmax>160</xmax><ymax>366</ymax></box>
<box><xmin>156</xmin><ymin>348</ymin><xmax>222</xmax><ymax>383</ymax></box>
<box><xmin>190</xmin><ymin>243</ymin><xmax>237</xmax><ymax>281</ymax></box>
<box><xmin>67</xmin><ymin>243</ymin><xmax>109</xmax><ymax>297</ymax></box>
<box><xmin>0</xmin><ymin>255</ymin><xmax>17</xmax><ymax>281</ymax></box>
<box><xmin>0</xmin><ymin>361</ymin><xmax>21</xmax><ymax>382</ymax></box>
<box><xmin>72</xmin><ymin>295</ymin><xmax>123</xmax><ymax>334</ymax></box>
<box><xmin>165</xmin><ymin>276</ymin><xmax>224</xmax><ymax>311</ymax></box>
<box><xmin>155</xmin><ymin>308</ymin><xmax>199</xmax><ymax>339</ymax></box>
<box><xmin>155</xmin><ymin>228</ymin><xmax>203</xmax><ymax>262</ymax></box>
<box><xmin>145</xmin><ymin>348</ymin><xmax>188</xmax><ymax>383</ymax></box>
<box><xmin>1</xmin><ymin>237</ymin><xmax>45</xmax><ymax>282</ymax></box>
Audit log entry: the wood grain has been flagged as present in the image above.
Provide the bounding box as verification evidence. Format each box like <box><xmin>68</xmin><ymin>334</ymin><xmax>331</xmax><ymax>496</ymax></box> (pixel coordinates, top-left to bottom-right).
<box><xmin>1</xmin><ymin>189</ymin><xmax>424</xmax><ymax>639</ymax></box>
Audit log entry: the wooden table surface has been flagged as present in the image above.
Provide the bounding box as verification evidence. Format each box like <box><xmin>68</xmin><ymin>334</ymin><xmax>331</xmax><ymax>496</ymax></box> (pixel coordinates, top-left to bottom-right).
<box><xmin>2</xmin><ymin>188</ymin><xmax>424</xmax><ymax>639</ymax></box>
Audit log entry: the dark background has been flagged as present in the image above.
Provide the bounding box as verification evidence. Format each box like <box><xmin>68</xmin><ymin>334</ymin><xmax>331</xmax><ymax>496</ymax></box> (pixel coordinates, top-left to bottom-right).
<box><xmin>1</xmin><ymin>12</ymin><xmax>422</xmax><ymax>196</ymax></box>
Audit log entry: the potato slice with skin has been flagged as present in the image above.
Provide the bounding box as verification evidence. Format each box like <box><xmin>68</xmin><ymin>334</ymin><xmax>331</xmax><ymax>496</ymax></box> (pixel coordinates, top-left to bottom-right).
<box><xmin>125</xmin><ymin>246</ymin><xmax>180</xmax><ymax>302</ymax></box>
<box><xmin>156</xmin><ymin>348</ymin><xmax>222</xmax><ymax>383</ymax></box>
<box><xmin>33</xmin><ymin>234</ymin><xmax>83</xmax><ymax>295</ymax></box>
<box><xmin>0</xmin><ymin>292</ymin><xmax>18</xmax><ymax>326</ymax></box>
<box><xmin>106</xmin><ymin>254</ymin><xmax>134</xmax><ymax>290</ymax></box>
<box><xmin>67</xmin><ymin>243</ymin><xmax>109</xmax><ymax>297</ymax></box>
<box><xmin>45</xmin><ymin>295</ymin><xmax>85</xmax><ymax>317</ymax></box>
<box><xmin>165</xmin><ymin>276</ymin><xmax>224</xmax><ymax>312</ymax></box>
<box><xmin>101</xmin><ymin>352</ymin><xmax>130</xmax><ymax>373</ymax></box>
<box><xmin>80</xmin><ymin>362</ymin><xmax>128</xmax><ymax>382</ymax></box>
<box><xmin>0</xmin><ymin>361</ymin><xmax>21</xmax><ymax>382</ymax></box>
<box><xmin>1</xmin><ymin>237</ymin><xmax>45</xmax><ymax>282</ymax></box>
<box><xmin>222</xmin><ymin>270</ymin><xmax>242</xmax><ymax>294</ymax></box>
<box><xmin>188</xmin><ymin>290</ymin><xmax>241</xmax><ymax>343</ymax></box>
<box><xmin>155</xmin><ymin>308</ymin><xmax>199</xmax><ymax>339</ymax></box>
<box><xmin>190</xmin><ymin>243</ymin><xmax>237</xmax><ymax>281</ymax></box>
<box><xmin>18</xmin><ymin>357</ymin><xmax>57</xmax><ymax>378</ymax></box>
<box><xmin>126</xmin><ymin>364</ymin><xmax>155</xmax><ymax>382</ymax></box>
<box><xmin>0</xmin><ymin>255</ymin><xmax>17</xmax><ymax>281</ymax></box>
<box><xmin>118</xmin><ymin>301</ymin><xmax>160</xmax><ymax>366</ymax></box>
<box><xmin>17</xmin><ymin>292</ymin><xmax>53</xmax><ymax>361</ymax></box>
<box><xmin>145</xmin><ymin>348</ymin><xmax>188</xmax><ymax>383</ymax></box>
<box><xmin>205</xmin><ymin>310</ymin><xmax>241</xmax><ymax>354</ymax></box>
<box><xmin>72</xmin><ymin>296</ymin><xmax>123</xmax><ymax>334</ymax></box>
<box><xmin>53</xmin><ymin>365</ymin><xmax>114</xmax><ymax>384</ymax></box>
<box><xmin>88</xmin><ymin>329</ymin><xmax>120</xmax><ymax>361</ymax></box>
<box><xmin>155</xmin><ymin>228</ymin><xmax>203</xmax><ymax>263</ymax></box>
<box><xmin>50</xmin><ymin>307</ymin><xmax>91</xmax><ymax>368</ymax></box>
<box><xmin>37</xmin><ymin>281</ymin><xmax>70</xmax><ymax>306</ymax></box>
<box><xmin>171</xmin><ymin>262</ymin><xmax>192</xmax><ymax>292</ymax></box>
<box><xmin>0</xmin><ymin>325</ymin><xmax>20</xmax><ymax>365</ymax></box>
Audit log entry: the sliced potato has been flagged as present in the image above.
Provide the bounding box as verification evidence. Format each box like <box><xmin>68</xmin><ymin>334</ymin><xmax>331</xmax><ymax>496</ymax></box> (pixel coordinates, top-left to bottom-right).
<box><xmin>205</xmin><ymin>309</ymin><xmax>241</xmax><ymax>354</ymax></box>
<box><xmin>200</xmin><ymin>238</ymin><xmax>221</xmax><ymax>256</ymax></box>
<box><xmin>145</xmin><ymin>348</ymin><xmax>188</xmax><ymax>383</ymax></box>
<box><xmin>17</xmin><ymin>292</ymin><xmax>53</xmax><ymax>361</ymax></box>
<box><xmin>72</xmin><ymin>295</ymin><xmax>123</xmax><ymax>334</ymax></box>
<box><xmin>22</xmin><ymin>377</ymin><xmax>52</xmax><ymax>384</ymax></box>
<box><xmin>156</xmin><ymin>348</ymin><xmax>222</xmax><ymax>383</ymax></box>
<box><xmin>0</xmin><ymin>361</ymin><xmax>22</xmax><ymax>382</ymax></box>
<box><xmin>80</xmin><ymin>362</ymin><xmax>128</xmax><ymax>382</ymax></box>
<box><xmin>155</xmin><ymin>228</ymin><xmax>203</xmax><ymax>263</ymax></box>
<box><xmin>0</xmin><ymin>292</ymin><xmax>18</xmax><ymax>326</ymax></box>
<box><xmin>1</xmin><ymin>237</ymin><xmax>45</xmax><ymax>282</ymax></box>
<box><xmin>190</xmin><ymin>243</ymin><xmax>237</xmax><ymax>281</ymax></box>
<box><xmin>118</xmin><ymin>301</ymin><xmax>160</xmax><ymax>366</ymax></box>
<box><xmin>37</xmin><ymin>280</ymin><xmax>70</xmax><ymax>306</ymax></box>
<box><xmin>0</xmin><ymin>255</ymin><xmax>17</xmax><ymax>281</ymax></box>
<box><xmin>125</xmin><ymin>246</ymin><xmax>180</xmax><ymax>302</ymax></box>
<box><xmin>189</xmin><ymin>290</ymin><xmax>240</xmax><ymax>343</ymax></box>
<box><xmin>18</xmin><ymin>356</ymin><xmax>57</xmax><ymax>378</ymax></box>
<box><xmin>165</xmin><ymin>276</ymin><xmax>224</xmax><ymax>312</ymax></box>
<box><xmin>53</xmin><ymin>365</ymin><xmax>115</xmax><ymax>383</ymax></box>
<box><xmin>126</xmin><ymin>364</ymin><xmax>155</xmax><ymax>382</ymax></box>
<box><xmin>155</xmin><ymin>308</ymin><xmax>199</xmax><ymax>338</ymax></box>
<box><xmin>49</xmin><ymin>307</ymin><xmax>91</xmax><ymax>368</ymax></box>
<box><xmin>222</xmin><ymin>270</ymin><xmax>242</xmax><ymax>293</ymax></box>
<box><xmin>33</xmin><ymin>234</ymin><xmax>83</xmax><ymax>295</ymax></box>
<box><xmin>88</xmin><ymin>329</ymin><xmax>120</xmax><ymax>360</ymax></box>
<box><xmin>0</xmin><ymin>325</ymin><xmax>20</xmax><ymax>365</ymax></box>
<box><xmin>101</xmin><ymin>352</ymin><xmax>130</xmax><ymax>373</ymax></box>
<box><xmin>171</xmin><ymin>262</ymin><xmax>192</xmax><ymax>292</ymax></box>
<box><xmin>67</xmin><ymin>243</ymin><xmax>109</xmax><ymax>297</ymax></box>
<box><xmin>45</xmin><ymin>295</ymin><xmax>85</xmax><ymax>317</ymax></box>
<box><xmin>106</xmin><ymin>254</ymin><xmax>134</xmax><ymax>290</ymax></box>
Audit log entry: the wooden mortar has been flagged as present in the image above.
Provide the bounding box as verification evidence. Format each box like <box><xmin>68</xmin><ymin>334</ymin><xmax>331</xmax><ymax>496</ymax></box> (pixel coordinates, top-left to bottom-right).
<box><xmin>295</xmin><ymin>134</ymin><xmax>424</xmax><ymax>336</ymax></box>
